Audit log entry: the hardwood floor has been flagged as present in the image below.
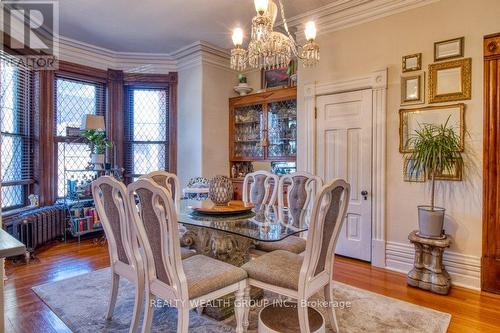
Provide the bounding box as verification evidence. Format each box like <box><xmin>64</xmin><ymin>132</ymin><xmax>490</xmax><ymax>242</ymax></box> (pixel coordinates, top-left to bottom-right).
<box><xmin>4</xmin><ymin>239</ymin><xmax>500</xmax><ymax>333</ymax></box>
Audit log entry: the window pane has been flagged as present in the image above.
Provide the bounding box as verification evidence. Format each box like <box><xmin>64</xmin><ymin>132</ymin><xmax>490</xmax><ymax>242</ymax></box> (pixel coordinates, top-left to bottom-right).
<box><xmin>1</xmin><ymin>135</ymin><xmax>23</xmax><ymax>182</ymax></box>
<box><xmin>0</xmin><ymin>64</ymin><xmax>18</xmax><ymax>134</ymax></box>
<box><xmin>1</xmin><ymin>185</ymin><xmax>23</xmax><ymax>208</ymax></box>
<box><xmin>132</xmin><ymin>89</ymin><xmax>167</xmax><ymax>141</ymax></box>
<box><xmin>131</xmin><ymin>143</ymin><xmax>165</xmax><ymax>175</ymax></box>
<box><xmin>55</xmin><ymin>78</ymin><xmax>97</xmax><ymax>136</ymax></box>
<box><xmin>57</xmin><ymin>143</ymin><xmax>91</xmax><ymax>197</ymax></box>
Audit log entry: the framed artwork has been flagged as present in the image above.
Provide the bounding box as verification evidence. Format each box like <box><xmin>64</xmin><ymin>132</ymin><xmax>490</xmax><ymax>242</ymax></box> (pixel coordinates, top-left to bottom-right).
<box><xmin>433</xmin><ymin>158</ymin><xmax>463</xmax><ymax>181</ymax></box>
<box><xmin>399</xmin><ymin>103</ymin><xmax>465</xmax><ymax>153</ymax></box>
<box><xmin>428</xmin><ymin>58</ymin><xmax>471</xmax><ymax>103</ymax></box>
<box><xmin>401</xmin><ymin>73</ymin><xmax>424</xmax><ymax>105</ymax></box>
<box><xmin>402</xmin><ymin>53</ymin><xmax>422</xmax><ymax>72</ymax></box>
<box><xmin>403</xmin><ymin>155</ymin><xmax>426</xmax><ymax>182</ymax></box>
<box><xmin>261</xmin><ymin>61</ymin><xmax>296</xmax><ymax>89</ymax></box>
<box><xmin>434</xmin><ymin>37</ymin><xmax>464</xmax><ymax>61</ymax></box>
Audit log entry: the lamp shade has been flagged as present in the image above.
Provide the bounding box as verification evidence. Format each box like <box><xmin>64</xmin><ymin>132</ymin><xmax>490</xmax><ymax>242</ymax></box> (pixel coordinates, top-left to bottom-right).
<box><xmin>81</xmin><ymin>115</ymin><xmax>105</xmax><ymax>131</ymax></box>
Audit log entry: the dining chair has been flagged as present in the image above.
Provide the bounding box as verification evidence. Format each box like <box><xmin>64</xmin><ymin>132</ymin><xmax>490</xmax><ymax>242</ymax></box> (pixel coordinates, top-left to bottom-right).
<box><xmin>242</xmin><ymin>170</ymin><xmax>279</xmax><ymax>205</ymax></box>
<box><xmin>141</xmin><ymin>171</ymin><xmax>181</xmax><ymax>213</ymax></box>
<box><xmin>141</xmin><ymin>171</ymin><xmax>195</xmax><ymax>259</ymax></box>
<box><xmin>242</xmin><ymin>178</ymin><xmax>351</xmax><ymax>333</ymax></box>
<box><xmin>126</xmin><ymin>178</ymin><xmax>248</xmax><ymax>333</ymax></box>
<box><xmin>256</xmin><ymin>172</ymin><xmax>323</xmax><ymax>254</ymax></box>
<box><xmin>91</xmin><ymin>176</ymin><xmax>144</xmax><ymax>333</ymax></box>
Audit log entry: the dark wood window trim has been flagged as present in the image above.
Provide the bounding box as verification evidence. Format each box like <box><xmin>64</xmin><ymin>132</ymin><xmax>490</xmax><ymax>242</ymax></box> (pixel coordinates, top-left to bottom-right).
<box><xmin>122</xmin><ymin>73</ymin><xmax>177</xmax><ymax>182</ymax></box>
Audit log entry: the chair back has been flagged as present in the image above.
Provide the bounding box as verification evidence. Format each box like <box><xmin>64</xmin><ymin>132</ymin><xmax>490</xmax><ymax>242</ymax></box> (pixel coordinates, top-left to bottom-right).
<box><xmin>242</xmin><ymin>171</ymin><xmax>279</xmax><ymax>205</ymax></box>
<box><xmin>92</xmin><ymin>176</ymin><xmax>139</xmax><ymax>268</ymax></box>
<box><xmin>126</xmin><ymin>178</ymin><xmax>188</xmax><ymax>297</ymax></box>
<box><xmin>299</xmin><ymin>179</ymin><xmax>350</xmax><ymax>284</ymax></box>
<box><xmin>278</xmin><ymin>172</ymin><xmax>322</xmax><ymax>226</ymax></box>
<box><xmin>141</xmin><ymin>171</ymin><xmax>181</xmax><ymax>213</ymax></box>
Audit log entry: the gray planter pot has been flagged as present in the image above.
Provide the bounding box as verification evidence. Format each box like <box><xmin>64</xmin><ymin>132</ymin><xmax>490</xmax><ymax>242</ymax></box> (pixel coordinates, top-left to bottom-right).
<box><xmin>417</xmin><ymin>205</ymin><xmax>445</xmax><ymax>238</ymax></box>
<box><xmin>91</xmin><ymin>153</ymin><xmax>105</xmax><ymax>170</ymax></box>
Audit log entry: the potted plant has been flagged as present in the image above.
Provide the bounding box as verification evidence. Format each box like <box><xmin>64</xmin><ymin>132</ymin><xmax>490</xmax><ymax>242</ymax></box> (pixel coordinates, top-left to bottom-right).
<box><xmin>408</xmin><ymin>118</ymin><xmax>463</xmax><ymax>238</ymax></box>
<box><xmin>81</xmin><ymin>129</ymin><xmax>113</xmax><ymax>169</ymax></box>
<box><xmin>234</xmin><ymin>73</ymin><xmax>253</xmax><ymax>96</ymax></box>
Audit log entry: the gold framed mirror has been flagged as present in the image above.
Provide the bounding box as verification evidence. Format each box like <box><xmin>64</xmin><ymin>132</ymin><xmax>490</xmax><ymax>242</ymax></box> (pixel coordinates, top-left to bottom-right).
<box><xmin>434</xmin><ymin>37</ymin><xmax>464</xmax><ymax>61</ymax></box>
<box><xmin>403</xmin><ymin>155</ymin><xmax>426</xmax><ymax>182</ymax></box>
<box><xmin>428</xmin><ymin>58</ymin><xmax>471</xmax><ymax>103</ymax></box>
<box><xmin>402</xmin><ymin>53</ymin><xmax>422</xmax><ymax>72</ymax></box>
<box><xmin>432</xmin><ymin>157</ymin><xmax>463</xmax><ymax>181</ymax></box>
<box><xmin>401</xmin><ymin>73</ymin><xmax>424</xmax><ymax>105</ymax></box>
<box><xmin>399</xmin><ymin>103</ymin><xmax>465</xmax><ymax>153</ymax></box>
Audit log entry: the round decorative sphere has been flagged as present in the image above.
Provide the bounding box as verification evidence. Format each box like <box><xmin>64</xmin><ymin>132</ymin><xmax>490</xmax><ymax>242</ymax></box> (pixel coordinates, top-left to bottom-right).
<box><xmin>209</xmin><ymin>175</ymin><xmax>234</xmax><ymax>205</ymax></box>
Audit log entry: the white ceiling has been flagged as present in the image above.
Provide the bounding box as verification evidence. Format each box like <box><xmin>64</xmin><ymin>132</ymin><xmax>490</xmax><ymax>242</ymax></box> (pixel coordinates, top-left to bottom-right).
<box><xmin>51</xmin><ymin>0</ymin><xmax>333</xmax><ymax>54</ymax></box>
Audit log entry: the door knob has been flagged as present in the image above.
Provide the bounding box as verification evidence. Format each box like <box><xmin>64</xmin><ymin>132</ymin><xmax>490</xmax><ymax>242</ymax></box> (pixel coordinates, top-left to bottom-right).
<box><xmin>361</xmin><ymin>190</ymin><xmax>368</xmax><ymax>200</ymax></box>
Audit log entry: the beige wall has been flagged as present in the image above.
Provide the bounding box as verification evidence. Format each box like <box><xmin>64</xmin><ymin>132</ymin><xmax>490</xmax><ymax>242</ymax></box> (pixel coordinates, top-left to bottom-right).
<box><xmin>201</xmin><ymin>65</ymin><xmax>236</xmax><ymax>179</ymax></box>
<box><xmin>298</xmin><ymin>0</ymin><xmax>500</xmax><ymax>262</ymax></box>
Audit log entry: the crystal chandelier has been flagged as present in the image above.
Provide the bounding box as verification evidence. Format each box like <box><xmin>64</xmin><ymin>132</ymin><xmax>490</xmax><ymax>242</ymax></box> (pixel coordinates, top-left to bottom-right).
<box><xmin>230</xmin><ymin>0</ymin><xmax>320</xmax><ymax>71</ymax></box>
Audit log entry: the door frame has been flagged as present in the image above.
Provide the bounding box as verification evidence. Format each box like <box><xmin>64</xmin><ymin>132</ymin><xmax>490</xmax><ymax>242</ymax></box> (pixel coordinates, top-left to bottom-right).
<box><xmin>298</xmin><ymin>69</ymin><xmax>387</xmax><ymax>267</ymax></box>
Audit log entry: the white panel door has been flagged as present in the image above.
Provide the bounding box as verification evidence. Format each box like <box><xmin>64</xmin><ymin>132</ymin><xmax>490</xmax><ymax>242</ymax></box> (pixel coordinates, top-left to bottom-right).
<box><xmin>316</xmin><ymin>90</ymin><xmax>372</xmax><ymax>261</ymax></box>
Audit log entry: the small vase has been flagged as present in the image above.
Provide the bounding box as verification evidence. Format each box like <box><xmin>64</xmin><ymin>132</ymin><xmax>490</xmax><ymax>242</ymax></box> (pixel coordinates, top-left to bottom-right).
<box><xmin>209</xmin><ymin>176</ymin><xmax>234</xmax><ymax>206</ymax></box>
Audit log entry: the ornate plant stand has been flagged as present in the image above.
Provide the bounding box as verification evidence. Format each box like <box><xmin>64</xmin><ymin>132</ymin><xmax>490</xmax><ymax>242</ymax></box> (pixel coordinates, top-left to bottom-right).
<box><xmin>407</xmin><ymin>230</ymin><xmax>451</xmax><ymax>295</ymax></box>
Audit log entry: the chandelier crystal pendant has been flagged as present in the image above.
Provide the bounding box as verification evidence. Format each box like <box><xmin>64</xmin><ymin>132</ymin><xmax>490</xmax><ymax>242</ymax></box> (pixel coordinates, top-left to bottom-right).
<box><xmin>230</xmin><ymin>0</ymin><xmax>320</xmax><ymax>71</ymax></box>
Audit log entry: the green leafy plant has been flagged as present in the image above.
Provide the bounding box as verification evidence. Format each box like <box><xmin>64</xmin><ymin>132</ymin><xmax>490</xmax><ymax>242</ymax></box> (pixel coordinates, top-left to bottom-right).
<box><xmin>408</xmin><ymin>117</ymin><xmax>463</xmax><ymax>210</ymax></box>
<box><xmin>81</xmin><ymin>129</ymin><xmax>112</xmax><ymax>155</ymax></box>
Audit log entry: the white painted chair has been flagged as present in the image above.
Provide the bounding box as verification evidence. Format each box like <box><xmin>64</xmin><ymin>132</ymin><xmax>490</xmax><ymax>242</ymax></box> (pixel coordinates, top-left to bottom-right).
<box><xmin>141</xmin><ymin>171</ymin><xmax>181</xmax><ymax>213</ymax></box>
<box><xmin>257</xmin><ymin>172</ymin><xmax>323</xmax><ymax>254</ymax></box>
<box><xmin>91</xmin><ymin>176</ymin><xmax>144</xmax><ymax>333</ymax></box>
<box><xmin>141</xmin><ymin>171</ymin><xmax>195</xmax><ymax>259</ymax></box>
<box><xmin>126</xmin><ymin>178</ymin><xmax>248</xmax><ymax>333</ymax></box>
<box><xmin>242</xmin><ymin>170</ymin><xmax>279</xmax><ymax>205</ymax></box>
<box><xmin>242</xmin><ymin>178</ymin><xmax>351</xmax><ymax>333</ymax></box>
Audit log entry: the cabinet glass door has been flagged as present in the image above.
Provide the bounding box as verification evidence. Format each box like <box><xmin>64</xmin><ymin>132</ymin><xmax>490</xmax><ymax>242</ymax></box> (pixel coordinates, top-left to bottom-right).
<box><xmin>267</xmin><ymin>99</ymin><xmax>297</xmax><ymax>159</ymax></box>
<box><xmin>233</xmin><ymin>104</ymin><xmax>264</xmax><ymax>159</ymax></box>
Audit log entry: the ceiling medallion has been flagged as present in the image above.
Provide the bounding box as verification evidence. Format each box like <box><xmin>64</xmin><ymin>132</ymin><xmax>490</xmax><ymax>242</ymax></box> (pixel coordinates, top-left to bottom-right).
<box><xmin>230</xmin><ymin>0</ymin><xmax>320</xmax><ymax>71</ymax></box>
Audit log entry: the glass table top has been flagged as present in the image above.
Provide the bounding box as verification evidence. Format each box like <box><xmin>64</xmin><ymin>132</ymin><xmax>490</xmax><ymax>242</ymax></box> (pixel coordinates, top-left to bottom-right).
<box><xmin>178</xmin><ymin>200</ymin><xmax>309</xmax><ymax>242</ymax></box>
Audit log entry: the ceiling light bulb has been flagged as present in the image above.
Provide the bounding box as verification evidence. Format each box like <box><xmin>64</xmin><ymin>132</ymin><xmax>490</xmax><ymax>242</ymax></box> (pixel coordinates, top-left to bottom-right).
<box><xmin>304</xmin><ymin>21</ymin><xmax>317</xmax><ymax>41</ymax></box>
<box><xmin>254</xmin><ymin>0</ymin><xmax>269</xmax><ymax>15</ymax></box>
<box><xmin>232</xmin><ymin>27</ymin><xmax>244</xmax><ymax>47</ymax></box>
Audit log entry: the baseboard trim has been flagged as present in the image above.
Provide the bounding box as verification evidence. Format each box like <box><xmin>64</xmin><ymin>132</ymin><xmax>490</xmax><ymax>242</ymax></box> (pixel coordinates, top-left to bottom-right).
<box><xmin>385</xmin><ymin>241</ymin><xmax>481</xmax><ymax>290</ymax></box>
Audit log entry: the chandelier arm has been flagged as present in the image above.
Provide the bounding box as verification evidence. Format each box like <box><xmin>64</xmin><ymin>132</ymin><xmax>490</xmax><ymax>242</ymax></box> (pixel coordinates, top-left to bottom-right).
<box><xmin>277</xmin><ymin>0</ymin><xmax>307</xmax><ymax>59</ymax></box>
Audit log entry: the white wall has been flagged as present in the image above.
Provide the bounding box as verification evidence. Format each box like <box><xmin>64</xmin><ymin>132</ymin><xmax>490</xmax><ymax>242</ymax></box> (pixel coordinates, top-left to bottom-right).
<box><xmin>297</xmin><ymin>0</ymin><xmax>500</xmax><ymax>289</ymax></box>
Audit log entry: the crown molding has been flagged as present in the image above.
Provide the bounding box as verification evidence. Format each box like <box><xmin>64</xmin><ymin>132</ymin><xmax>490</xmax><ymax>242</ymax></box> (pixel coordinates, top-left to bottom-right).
<box><xmin>284</xmin><ymin>0</ymin><xmax>440</xmax><ymax>42</ymax></box>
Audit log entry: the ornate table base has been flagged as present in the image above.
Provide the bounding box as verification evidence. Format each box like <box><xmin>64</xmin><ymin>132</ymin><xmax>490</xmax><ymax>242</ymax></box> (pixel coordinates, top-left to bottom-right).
<box><xmin>180</xmin><ymin>225</ymin><xmax>263</xmax><ymax>319</ymax></box>
<box><xmin>407</xmin><ymin>230</ymin><xmax>451</xmax><ymax>295</ymax></box>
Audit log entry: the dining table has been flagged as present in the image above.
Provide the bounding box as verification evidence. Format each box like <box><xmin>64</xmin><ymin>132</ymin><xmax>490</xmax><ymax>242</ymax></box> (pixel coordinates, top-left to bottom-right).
<box><xmin>177</xmin><ymin>199</ymin><xmax>310</xmax><ymax>320</ymax></box>
<box><xmin>178</xmin><ymin>199</ymin><xmax>309</xmax><ymax>267</ymax></box>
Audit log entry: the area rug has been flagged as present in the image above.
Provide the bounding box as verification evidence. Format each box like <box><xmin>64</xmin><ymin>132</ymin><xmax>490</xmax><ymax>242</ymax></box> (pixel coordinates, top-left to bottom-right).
<box><xmin>32</xmin><ymin>268</ymin><xmax>451</xmax><ymax>333</ymax></box>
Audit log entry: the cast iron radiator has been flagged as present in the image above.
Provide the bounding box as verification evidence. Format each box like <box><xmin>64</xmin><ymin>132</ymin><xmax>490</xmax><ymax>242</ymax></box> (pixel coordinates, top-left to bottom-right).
<box><xmin>5</xmin><ymin>205</ymin><xmax>66</xmax><ymax>252</ymax></box>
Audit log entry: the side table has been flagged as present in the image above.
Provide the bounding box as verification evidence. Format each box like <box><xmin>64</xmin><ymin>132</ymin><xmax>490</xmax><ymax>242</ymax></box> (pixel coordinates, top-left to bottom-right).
<box><xmin>407</xmin><ymin>230</ymin><xmax>451</xmax><ymax>295</ymax></box>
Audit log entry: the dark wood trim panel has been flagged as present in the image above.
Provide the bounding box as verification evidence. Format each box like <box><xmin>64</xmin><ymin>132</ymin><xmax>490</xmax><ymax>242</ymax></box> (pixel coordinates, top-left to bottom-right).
<box><xmin>168</xmin><ymin>79</ymin><xmax>178</xmax><ymax>174</ymax></box>
<box><xmin>56</xmin><ymin>61</ymin><xmax>108</xmax><ymax>82</ymax></box>
<box><xmin>107</xmin><ymin>69</ymin><xmax>125</xmax><ymax>167</ymax></box>
<box><xmin>482</xmin><ymin>33</ymin><xmax>500</xmax><ymax>293</ymax></box>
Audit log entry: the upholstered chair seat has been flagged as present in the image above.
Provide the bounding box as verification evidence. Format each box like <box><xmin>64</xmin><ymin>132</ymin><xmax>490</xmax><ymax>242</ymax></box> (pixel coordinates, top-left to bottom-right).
<box><xmin>255</xmin><ymin>236</ymin><xmax>306</xmax><ymax>254</ymax></box>
<box><xmin>183</xmin><ymin>255</ymin><xmax>247</xmax><ymax>299</ymax></box>
<box><xmin>242</xmin><ymin>250</ymin><xmax>303</xmax><ymax>290</ymax></box>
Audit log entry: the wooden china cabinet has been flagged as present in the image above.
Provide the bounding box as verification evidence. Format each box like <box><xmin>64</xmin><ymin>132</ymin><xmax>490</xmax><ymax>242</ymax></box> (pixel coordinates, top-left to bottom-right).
<box><xmin>229</xmin><ymin>87</ymin><xmax>297</xmax><ymax>199</ymax></box>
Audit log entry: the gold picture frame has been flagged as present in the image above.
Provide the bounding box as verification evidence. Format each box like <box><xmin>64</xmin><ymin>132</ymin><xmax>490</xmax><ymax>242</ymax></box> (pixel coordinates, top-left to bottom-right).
<box><xmin>403</xmin><ymin>155</ymin><xmax>426</xmax><ymax>182</ymax></box>
<box><xmin>434</xmin><ymin>37</ymin><xmax>464</xmax><ymax>62</ymax></box>
<box><xmin>399</xmin><ymin>103</ymin><xmax>465</xmax><ymax>153</ymax></box>
<box><xmin>428</xmin><ymin>58</ymin><xmax>471</xmax><ymax>103</ymax></box>
<box><xmin>401</xmin><ymin>73</ymin><xmax>424</xmax><ymax>105</ymax></box>
<box><xmin>432</xmin><ymin>158</ymin><xmax>463</xmax><ymax>181</ymax></box>
<box><xmin>402</xmin><ymin>53</ymin><xmax>422</xmax><ymax>72</ymax></box>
